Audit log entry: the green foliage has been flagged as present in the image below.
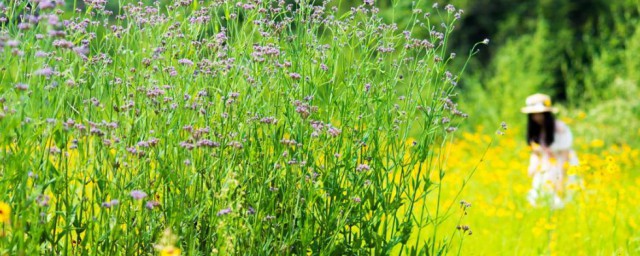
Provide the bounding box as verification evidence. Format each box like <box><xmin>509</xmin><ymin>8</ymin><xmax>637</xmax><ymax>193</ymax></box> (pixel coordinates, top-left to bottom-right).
<box><xmin>450</xmin><ymin>0</ymin><xmax>640</xmax><ymax>146</ymax></box>
<box><xmin>460</xmin><ymin>19</ymin><xmax>558</xmax><ymax>128</ymax></box>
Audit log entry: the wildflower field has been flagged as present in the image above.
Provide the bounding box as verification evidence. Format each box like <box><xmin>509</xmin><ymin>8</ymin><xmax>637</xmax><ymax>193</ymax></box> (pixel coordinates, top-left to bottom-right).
<box><xmin>0</xmin><ymin>0</ymin><xmax>639</xmax><ymax>255</ymax></box>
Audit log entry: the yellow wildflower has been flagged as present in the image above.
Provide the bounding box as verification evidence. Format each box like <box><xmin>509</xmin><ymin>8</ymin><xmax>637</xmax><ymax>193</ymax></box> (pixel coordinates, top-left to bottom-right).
<box><xmin>590</xmin><ymin>139</ymin><xmax>604</xmax><ymax>148</ymax></box>
<box><xmin>562</xmin><ymin>117</ymin><xmax>574</xmax><ymax>125</ymax></box>
<box><xmin>0</xmin><ymin>202</ymin><xmax>10</xmax><ymax>224</ymax></box>
<box><xmin>567</xmin><ymin>183</ymin><xmax>579</xmax><ymax>191</ymax></box>
<box><xmin>156</xmin><ymin>228</ymin><xmax>180</xmax><ymax>256</ymax></box>
<box><xmin>567</xmin><ymin>165</ymin><xmax>579</xmax><ymax>175</ymax></box>
<box><xmin>160</xmin><ymin>246</ymin><xmax>181</xmax><ymax>256</ymax></box>
<box><xmin>577</xmin><ymin>111</ymin><xmax>587</xmax><ymax>120</ymax></box>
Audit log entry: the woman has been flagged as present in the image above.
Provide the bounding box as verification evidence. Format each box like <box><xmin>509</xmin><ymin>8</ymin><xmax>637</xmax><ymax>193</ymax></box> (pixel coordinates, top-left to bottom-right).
<box><xmin>521</xmin><ymin>93</ymin><xmax>579</xmax><ymax>208</ymax></box>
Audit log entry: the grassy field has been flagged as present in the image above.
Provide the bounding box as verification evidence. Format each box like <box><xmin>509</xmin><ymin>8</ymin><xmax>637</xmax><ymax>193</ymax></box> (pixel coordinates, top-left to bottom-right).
<box><xmin>0</xmin><ymin>1</ymin><xmax>638</xmax><ymax>255</ymax></box>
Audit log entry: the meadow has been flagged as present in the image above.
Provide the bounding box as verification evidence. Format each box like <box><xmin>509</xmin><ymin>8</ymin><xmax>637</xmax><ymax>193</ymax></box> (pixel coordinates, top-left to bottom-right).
<box><xmin>0</xmin><ymin>0</ymin><xmax>638</xmax><ymax>255</ymax></box>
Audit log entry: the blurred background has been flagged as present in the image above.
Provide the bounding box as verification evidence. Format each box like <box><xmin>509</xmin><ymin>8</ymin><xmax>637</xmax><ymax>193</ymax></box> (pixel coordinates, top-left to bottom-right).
<box><xmin>366</xmin><ymin>0</ymin><xmax>640</xmax><ymax>147</ymax></box>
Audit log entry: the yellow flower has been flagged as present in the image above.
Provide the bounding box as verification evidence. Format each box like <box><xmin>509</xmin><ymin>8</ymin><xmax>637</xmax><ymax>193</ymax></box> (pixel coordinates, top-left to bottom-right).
<box><xmin>543</xmin><ymin>99</ymin><xmax>551</xmax><ymax>107</ymax></box>
<box><xmin>160</xmin><ymin>246</ymin><xmax>181</xmax><ymax>256</ymax></box>
<box><xmin>577</xmin><ymin>111</ymin><xmax>587</xmax><ymax>120</ymax></box>
<box><xmin>567</xmin><ymin>183</ymin><xmax>579</xmax><ymax>191</ymax></box>
<box><xmin>544</xmin><ymin>221</ymin><xmax>556</xmax><ymax>230</ymax></box>
<box><xmin>0</xmin><ymin>202</ymin><xmax>10</xmax><ymax>224</ymax></box>
<box><xmin>567</xmin><ymin>165</ymin><xmax>579</xmax><ymax>175</ymax></box>
<box><xmin>590</xmin><ymin>139</ymin><xmax>604</xmax><ymax>148</ymax></box>
<box><xmin>606</xmin><ymin>156</ymin><xmax>615</xmax><ymax>163</ymax></box>
<box><xmin>562</xmin><ymin>117</ymin><xmax>574</xmax><ymax>125</ymax></box>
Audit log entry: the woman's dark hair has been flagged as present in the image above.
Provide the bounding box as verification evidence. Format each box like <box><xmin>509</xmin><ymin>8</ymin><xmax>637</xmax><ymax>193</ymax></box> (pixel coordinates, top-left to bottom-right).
<box><xmin>527</xmin><ymin>112</ymin><xmax>555</xmax><ymax>146</ymax></box>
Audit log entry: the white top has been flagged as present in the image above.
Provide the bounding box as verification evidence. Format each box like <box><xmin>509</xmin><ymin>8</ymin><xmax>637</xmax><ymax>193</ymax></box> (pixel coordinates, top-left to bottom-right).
<box><xmin>529</xmin><ymin>120</ymin><xmax>579</xmax><ymax>173</ymax></box>
<box><xmin>548</xmin><ymin>121</ymin><xmax>573</xmax><ymax>152</ymax></box>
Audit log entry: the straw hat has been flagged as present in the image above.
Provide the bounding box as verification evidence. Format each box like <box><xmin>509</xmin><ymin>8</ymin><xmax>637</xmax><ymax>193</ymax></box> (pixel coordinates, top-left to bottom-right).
<box><xmin>521</xmin><ymin>93</ymin><xmax>559</xmax><ymax>114</ymax></box>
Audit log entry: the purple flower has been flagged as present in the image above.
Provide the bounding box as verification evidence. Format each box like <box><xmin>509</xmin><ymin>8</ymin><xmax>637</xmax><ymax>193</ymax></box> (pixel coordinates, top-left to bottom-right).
<box><xmin>260</xmin><ymin>117</ymin><xmax>277</xmax><ymax>124</ymax></box>
<box><xmin>7</xmin><ymin>40</ymin><xmax>20</xmax><ymax>48</ymax></box>
<box><xmin>49</xmin><ymin>146</ymin><xmax>61</xmax><ymax>154</ymax></box>
<box><xmin>217</xmin><ymin>208</ymin><xmax>232</xmax><ymax>216</ymax></box>
<box><xmin>137</xmin><ymin>141</ymin><xmax>150</xmax><ymax>148</ymax></box>
<box><xmin>178</xmin><ymin>58</ymin><xmax>194</xmax><ymax>66</ymax></box>
<box><xmin>196</xmin><ymin>139</ymin><xmax>219</xmax><ymax>148</ymax></box>
<box><xmin>130</xmin><ymin>190</ymin><xmax>147</xmax><ymax>200</ymax></box>
<box><xmin>289</xmin><ymin>72</ymin><xmax>301</xmax><ymax>80</ymax></box>
<box><xmin>48</xmin><ymin>14</ymin><xmax>60</xmax><ymax>26</ymax></box>
<box><xmin>15</xmin><ymin>83</ymin><xmax>28</xmax><ymax>91</ymax></box>
<box><xmin>18</xmin><ymin>23</ymin><xmax>31</xmax><ymax>30</ymax></box>
<box><xmin>145</xmin><ymin>200</ymin><xmax>160</xmax><ymax>210</ymax></box>
<box><xmin>47</xmin><ymin>30</ymin><xmax>65</xmax><ymax>38</ymax></box>
<box><xmin>102</xmin><ymin>199</ymin><xmax>119</xmax><ymax>209</ymax></box>
<box><xmin>35</xmin><ymin>67</ymin><xmax>55</xmax><ymax>77</ymax></box>
<box><xmin>216</xmin><ymin>31</ymin><xmax>227</xmax><ymax>42</ymax></box>
<box><xmin>327</xmin><ymin>127</ymin><xmax>341</xmax><ymax>137</ymax></box>
<box><xmin>39</xmin><ymin>0</ymin><xmax>57</xmax><ymax>9</ymax></box>
<box><xmin>73</xmin><ymin>46</ymin><xmax>89</xmax><ymax>57</ymax></box>
<box><xmin>35</xmin><ymin>51</ymin><xmax>49</xmax><ymax>58</ymax></box>
<box><xmin>53</xmin><ymin>39</ymin><xmax>74</xmax><ymax>48</ymax></box>
<box><xmin>445</xmin><ymin>4</ymin><xmax>456</xmax><ymax>13</ymax></box>
<box><xmin>36</xmin><ymin>195</ymin><xmax>50</xmax><ymax>207</ymax></box>
<box><xmin>356</xmin><ymin>164</ymin><xmax>371</xmax><ymax>172</ymax></box>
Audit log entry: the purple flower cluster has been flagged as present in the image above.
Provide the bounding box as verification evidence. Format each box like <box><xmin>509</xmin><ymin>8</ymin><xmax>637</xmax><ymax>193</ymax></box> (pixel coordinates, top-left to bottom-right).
<box><xmin>130</xmin><ymin>190</ymin><xmax>147</xmax><ymax>200</ymax></box>
<box><xmin>102</xmin><ymin>199</ymin><xmax>120</xmax><ymax>209</ymax></box>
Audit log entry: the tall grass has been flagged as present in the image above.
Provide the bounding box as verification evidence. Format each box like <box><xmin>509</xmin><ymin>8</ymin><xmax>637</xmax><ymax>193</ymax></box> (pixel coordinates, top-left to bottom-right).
<box><xmin>0</xmin><ymin>1</ymin><xmax>482</xmax><ymax>254</ymax></box>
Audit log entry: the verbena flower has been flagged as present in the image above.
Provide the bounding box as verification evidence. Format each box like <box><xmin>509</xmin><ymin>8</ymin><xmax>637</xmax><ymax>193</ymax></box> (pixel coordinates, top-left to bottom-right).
<box><xmin>15</xmin><ymin>83</ymin><xmax>28</xmax><ymax>91</ymax></box>
<box><xmin>102</xmin><ymin>199</ymin><xmax>120</xmax><ymax>209</ymax></box>
<box><xmin>146</xmin><ymin>200</ymin><xmax>160</xmax><ymax>210</ymax></box>
<box><xmin>36</xmin><ymin>195</ymin><xmax>50</xmax><ymax>207</ymax></box>
<box><xmin>130</xmin><ymin>190</ymin><xmax>147</xmax><ymax>200</ymax></box>
<box><xmin>217</xmin><ymin>208</ymin><xmax>231</xmax><ymax>216</ymax></box>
